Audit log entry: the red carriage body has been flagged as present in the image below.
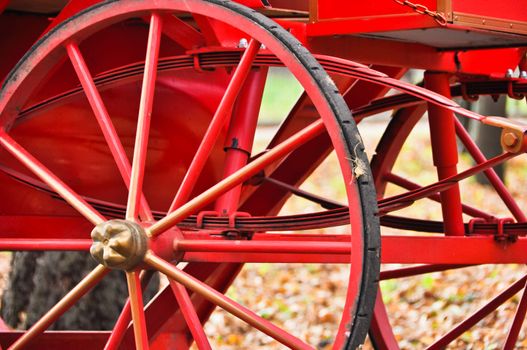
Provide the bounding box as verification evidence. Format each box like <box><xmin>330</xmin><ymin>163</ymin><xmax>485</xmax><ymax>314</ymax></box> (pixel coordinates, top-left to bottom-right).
<box><xmin>0</xmin><ymin>0</ymin><xmax>526</xmax><ymax>349</ymax></box>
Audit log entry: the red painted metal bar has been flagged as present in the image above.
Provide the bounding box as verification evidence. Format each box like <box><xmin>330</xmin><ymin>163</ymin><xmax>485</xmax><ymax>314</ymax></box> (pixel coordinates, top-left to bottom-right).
<box><xmin>126</xmin><ymin>271</ymin><xmax>149</xmax><ymax>350</ymax></box>
<box><xmin>380</xmin><ymin>264</ymin><xmax>471</xmax><ymax>280</ymax></box>
<box><xmin>179</xmin><ymin>236</ymin><xmax>527</xmax><ymax>264</ymax></box>
<box><xmin>126</xmin><ymin>13</ymin><xmax>162</xmax><ymax>221</ymax></box>
<box><xmin>427</xmin><ymin>275</ymin><xmax>527</xmax><ymax>349</ymax></box>
<box><xmin>8</xmin><ymin>265</ymin><xmax>109</xmax><ymax>350</ymax></box>
<box><xmin>0</xmin><ymin>130</ymin><xmax>105</xmax><ymax>225</ymax></box>
<box><xmin>169</xmin><ymin>281</ymin><xmax>212</xmax><ymax>350</ymax></box>
<box><xmin>182</xmin><ymin>251</ymin><xmax>348</xmax><ymax>264</ymax></box>
<box><xmin>169</xmin><ymin>38</ymin><xmax>261</xmax><ymax>212</ymax></box>
<box><xmin>214</xmin><ymin>67</ymin><xmax>268</xmax><ymax>214</ymax></box>
<box><xmin>177</xmin><ymin>239</ymin><xmax>351</xmax><ymax>255</ymax></box>
<box><xmin>66</xmin><ymin>41</ymin><xmax>154</xmax><ymax>222</ymax></box>
<box><xmin>149</xmin><ymin>119</ymin><xmax>326</xmax><ymax>236</ymax></box>
<box><xmin>384</xmin><ymin>172</ymin><xmax>493</xmax><ymax>220</ymax></box>
<box><xmin>0</xmin><ymin>239</ymin><xmax>91</xmax><ymax>251</ymax></box>
<box><xmin>503</xmin><ymin>280</ymin><xmax>527</xmax><ymax>349</ymax></box>
<box><xmin>454</xmin><ymin>118</ymin><xmax>526</xmax><ymax>222</ymax></box>
<box><xmin>424</xmin><ymin>72</ymin><xmax>464</xmax><ymax>236</ymax></box>
<box><xmin>382</xmin><ymin>236</ymin><xmax>527</xmax><ymax>264</ymax></box>
<box><xmin>159</xmin><ymin>14</ymin><xmax>205</xmax><ymax>50</ymax></box>
<box><xmin>144</xmin><ymin>253</ymin><xmax>313</xmax><ymax>350</ymax></box>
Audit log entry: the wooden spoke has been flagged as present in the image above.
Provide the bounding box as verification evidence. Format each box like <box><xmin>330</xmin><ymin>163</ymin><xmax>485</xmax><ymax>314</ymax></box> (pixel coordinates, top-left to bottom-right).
<box><xmin>66</xmin><ymin>42</ymin><xmax>154</xmax><ymax>221</ymax></box>
<box><xmin>126</xmin><ymin>271</ymin><xmax>149</xmax><ymax>350</ymax></box>
<box><xmin>126</xmin><ymin>13</ymin><xmax>163</xmax><ymax>221</ymax></box>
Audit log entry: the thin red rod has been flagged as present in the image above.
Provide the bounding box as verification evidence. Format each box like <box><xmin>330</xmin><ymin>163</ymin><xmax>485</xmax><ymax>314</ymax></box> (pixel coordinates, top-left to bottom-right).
<box><xmin>427</xmin><ymin>275</ymin><xmax>527</xmax><ymax>349</ymax></box>
<box><xmin>384</xmin><ymin>172</ymin><xmax>493</xmax><ymax>219</ymax></box>
<box><xmin>454</xmin><ymin>118</ymin><xmax>526</xmax><ymax>222</ymax></box>
<box><xmin>149</xmin><ymin>119</ymin><xmax>325</xmax><ymax>237</ymax></box>
<box><xmin>145</xmin><ymin>253</ymin><xmax>312</xmax><ymax>350</ymax></box>
<box><xmin>0</xmin><ymin>130</ymin><xmax>104</xmax><ymax>225</ymax></box>
<box><xmin>370</xmin><ymin>289</ymin><xmax>399</xmax><ymax>350</ymax></box>
<box><xmin>380</xmin><ymin>264</ymin><xmax>470</xmax><ymax>280</ymax></box>
<box><xmin>126</xmin><ymin>271</ymin><xmax>149</xmax><ymax>350</ymax></box>
<box><xmin>424</xmin><ymin>72</ymin><xmax>464</xmax><ymax>236</ymax></box>
<box><xmin>8</xmin><ymin>265</ymin><xmax>108</xmax><ymax>350</ymax></box>
<box><xmin>169</xmin><ymin>38</ymin><xmax>261</xmax><ymax>212</ymax></box>
<box><xmin>379</xmin><ymin>152</ymin><xmax>515</xmax><ymax>213</ymax></box>
<box><xmin>66</xmin><ymin>42</ymin><xmax>154</xmax><ymax>222</ymax></box>
<box><xmin>504</xmin><ymin>281</ymin><xmax>527</xmax><ymax>349</ymax></box>
<box><xmin>169</xmin><ymin>281</ymin><xmax>212</xmax><ymax>350</ymax></box>
<box><xmin>176</xmin><ymin>239</ymin><xmax>351</xmax><ymax>254</ymax></box>
<box><xmin>0</xmin><ymin>239</ymin><xmax>91</xmax><ymax>251</ymax></box>
<box><xmin>126</xmin><ymin>13</ymin><xmax>162</xmax><ymax>221</ymax></box>
<box><xmin>104</xmin><ymin>271</ymin><xmax>154</xmax><ymax>350</ymax></box>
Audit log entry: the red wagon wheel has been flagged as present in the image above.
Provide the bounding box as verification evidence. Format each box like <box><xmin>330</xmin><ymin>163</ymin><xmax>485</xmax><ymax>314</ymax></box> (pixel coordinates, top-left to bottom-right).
<box><xmin>366</xmin><ymin>75</ymin><xmax>527</xmax><ymax>348</ymax></box>
<box><xmin>0</xmin><ymin>0</ymin><xmax>380</xmax><ymax>348</ymax></box>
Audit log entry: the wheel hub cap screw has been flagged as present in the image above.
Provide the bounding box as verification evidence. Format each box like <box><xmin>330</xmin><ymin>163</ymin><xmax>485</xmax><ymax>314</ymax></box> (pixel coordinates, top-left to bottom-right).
<box><xmin>90</xmin><ymin>220</ymin><xmax>148</xmax><ymax>270</ymax></box>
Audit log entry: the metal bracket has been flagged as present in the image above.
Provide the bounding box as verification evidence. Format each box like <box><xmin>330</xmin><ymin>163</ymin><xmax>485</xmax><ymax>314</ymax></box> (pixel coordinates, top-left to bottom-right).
<box><xmin>481</xmin><ymin>116</ymin><xmax>527</xmax><ymax>153</ymax></box>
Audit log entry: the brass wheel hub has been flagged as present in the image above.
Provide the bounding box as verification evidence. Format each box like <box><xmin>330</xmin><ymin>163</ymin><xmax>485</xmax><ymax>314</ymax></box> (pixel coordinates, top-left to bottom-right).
<box><xmin>90</xmin><ymin>220</ymin><xmax>148</xmax><ymax>270</ymax></box>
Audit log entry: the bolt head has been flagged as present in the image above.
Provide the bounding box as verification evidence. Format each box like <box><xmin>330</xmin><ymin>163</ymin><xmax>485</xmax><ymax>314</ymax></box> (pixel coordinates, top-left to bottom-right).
<box><xmin>503</xmin><ymin>132</ymin><xmax>519</xmax><ymax>148</ymax></box>
<box><xmin>238</xmin><ymin>38</ymin><xmax>248</xmax><ymax>48</ymax></box>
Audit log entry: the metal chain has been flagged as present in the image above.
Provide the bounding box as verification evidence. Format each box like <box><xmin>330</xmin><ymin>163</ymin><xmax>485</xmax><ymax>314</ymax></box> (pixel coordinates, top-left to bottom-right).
<box><xmin>393</xmin><ymin>0</ymin><xmax>448</xmax><ymax>26</ymax></box>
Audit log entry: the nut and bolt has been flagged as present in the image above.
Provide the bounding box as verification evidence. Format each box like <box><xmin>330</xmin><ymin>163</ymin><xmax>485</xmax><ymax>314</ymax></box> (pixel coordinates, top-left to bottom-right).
<box><xmin>503</xmin><ymin>132</ymin><xmax>519</xmax><ymax>148</ymax></box>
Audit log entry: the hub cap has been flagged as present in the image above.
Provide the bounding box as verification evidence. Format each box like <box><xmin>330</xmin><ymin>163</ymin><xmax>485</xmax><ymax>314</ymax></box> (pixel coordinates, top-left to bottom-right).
<box><xmin>90</xmin><ymin>220</ymin><xmax>148</xmax><ymax>270</ymax></box>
